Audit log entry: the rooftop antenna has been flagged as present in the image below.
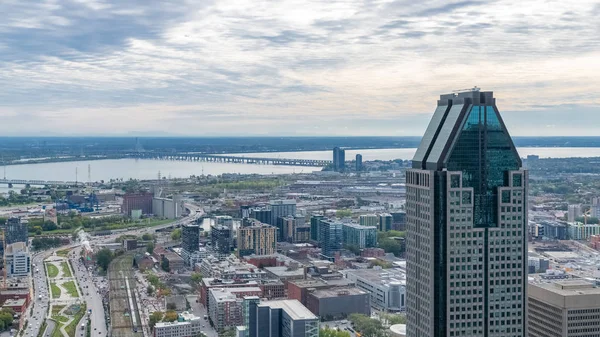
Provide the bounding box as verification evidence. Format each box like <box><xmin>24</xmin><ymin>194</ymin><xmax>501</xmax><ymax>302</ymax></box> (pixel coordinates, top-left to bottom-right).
<box><xmin>452</xmin><ymin>86</ymin><xmax>480</xmax><ymax>93</ymax></box>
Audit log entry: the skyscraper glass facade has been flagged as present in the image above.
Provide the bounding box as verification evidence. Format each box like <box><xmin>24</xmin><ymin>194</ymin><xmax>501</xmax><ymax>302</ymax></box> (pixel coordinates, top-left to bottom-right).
<box><xmin>406</xmin><ymin>90</ymin><xmax>527</xmax><ymax>337</ymax></box>
<box><xmin>318</xmin><ymin>219</ymin><xmax>342</xmax><ymax>259</ymax></box>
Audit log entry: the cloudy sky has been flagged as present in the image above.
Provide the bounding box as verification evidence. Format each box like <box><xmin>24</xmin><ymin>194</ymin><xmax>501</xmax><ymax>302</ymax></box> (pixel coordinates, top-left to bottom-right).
<box><xmin>1</xmin><ymin>0</ymin><xmax>599</xmax><ymax>137</ymax></box>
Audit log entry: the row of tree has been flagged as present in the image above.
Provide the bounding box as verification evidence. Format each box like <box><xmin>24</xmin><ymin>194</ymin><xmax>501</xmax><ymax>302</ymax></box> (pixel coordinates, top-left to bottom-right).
<box><xmin>348</xmin><ymin>313</ymin><xmax>406</xmax><ymax>337</ymax></box>
<box><xmin>31</xmin><ymin>237</ymin><xmax>64</xmax><ymax>251</ymax></box>
<box><xmin>377</xmin><ymin>230</ymin><xmax>406</xmax><ymax>257</ymax></box>
<box><xmin>0</xmin><ymin>308</ymin><xmax>15</xmax><ymax>331</ymax></box>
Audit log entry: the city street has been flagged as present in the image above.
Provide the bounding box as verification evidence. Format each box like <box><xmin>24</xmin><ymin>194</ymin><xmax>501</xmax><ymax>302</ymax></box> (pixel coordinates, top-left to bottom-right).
<box><xmin>21</xmin><ymin>250</ymin><xmax>52</xmax><ymax>337</ymax></box>
<box><xmin>186</xmin><ymin>295</ymin><xmax>218</xmax><ymax>337</ymax></box>
<box><xmin>69</xmin><ymin>246</ymin><xmax>108</xmax><ymax>337</ymax></box>
<box><xmin>18</xmin><ymin>204</ymin><xmax>202</xmax><ymax>337</ymax></box>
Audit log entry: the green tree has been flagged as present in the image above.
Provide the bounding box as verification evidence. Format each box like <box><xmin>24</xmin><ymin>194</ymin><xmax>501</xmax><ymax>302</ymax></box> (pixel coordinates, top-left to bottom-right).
<box><xmin>164</xmin><ymin>310</ymin><xmax>178</xmax><ymax>322</ymax></box>
<box><xmin>320</xmin><ymin>328</ymin><xmax>351</xmax><ymax>337</ymax></box>
<box><xmin>219</xmin><ymin>328</ymin><xmax>236</xmax><ymax>337</ymax></box>
<box><xmin>96</xmin><ymin>248</ymin><xmax>114</xmax><ymax>271</ymax></box>
<box><xmin>370</xmin><ymin>260</ymin><xmax>393</xmax><ymax>269</ymax></box>
<box><xmin>378</xmin><ymin>238</ymin><xmax>402</xmax><ymax>256</ymax></box>
<box><xmin>344</xmin><ymin>244</ymin><xmax>361</xmax><ymax>255</ymax></box>
<box><xmin>149</xmin><ymin>311</ymin><xmax>163</xmax><ymax>328</ymax></box>
<box><xmin>336</xmin><ymin>209</ymin><xmax>352</xmax><ymax>218</ymax></box>
<box><xmin>348</xmin><ymin>313</ymin><xmax>383</xmax><ymax>337</ymax></box>
<box><xmin>380</xmin><ymin>313</ymin><xmax>406</xmax><ymax>325</ymax></box>
<box><xmin>147</xmin><ymin>274</ymin><xmax>160</xmax><ymax>286</ymax></box>
<box><xmin>0</xmin><ymin>309</ymin><xmax>13</xmax><ymax>329</ymax></box>
<box><xmin>142</xmin><ymin>233</ymin><xmax>153</xmax><ymax>241</ymax></box>
<box><xmin>171</xmin><ymin>228</ymin><xmax>182</xmax><ymax>240</ymax></box>
<box><xmin>146</xmin><ymin>242</ymin><xmax>155</xmax><ymax>255</ymax></box>
<box><xmin>161</xmin><ymin>258</ymin><xmax>170</xmax><ymax>272</ymax></box>
<box><xmin>147</xmin><ymin>285</ymin><xmax>154</xmax><ymax>295</ymax></box>
<box><xmin>190</xmin><ymin>272</ymin><xmax>203</xmax><ymax>285</ymax></box>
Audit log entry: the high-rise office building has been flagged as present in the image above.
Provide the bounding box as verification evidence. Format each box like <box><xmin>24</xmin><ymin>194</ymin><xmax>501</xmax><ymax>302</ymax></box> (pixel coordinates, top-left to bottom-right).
<box><xmin>359</xmin><ymin>214</ymin><xmax>379</xmax><ymax>227</ymax></box>
<box><xmin>356</xmin><ymin>154</ymin><xmax>363</xmax><ymax>171</ymax></box>
<box><xmin>333</xmin><ymin>147</ymin><xmax>346</xmax><ymax>172</ymax></box>
<box><xmin>342</xmin><ymin>222</ymin><xmax>377</xmax><ymax>249</ymax></box>
<box><xmin>211</xmin><ymin>224</ymin><xmax>232</xmax><ymax>254</ymax></box>
<box><xmin>181</xmin><ymin>224</ymin><xmax>200</xmax><ymax>252</ymax></box>
<box><xmin>406</xmin><ymin>89</ymin><xmax>527</xmax><ymax>337</ymax></box>
<box><xmin>390</xmin><ymin>211</ymin><xmax>407</xmax><ymax>231</ymax></box>
<box><xmin>237</xmin><ymin>220</ymin><xmax>277</xmax><ymax>257</ymax></box>
<box><xmin>310</xmin><ymin>215</ymin><xmax>324</xmax><ymax>242</ymax></box>
<box><xmin>269</xmin><ymin>200</ymin><xmax>296</xmax><ymax>241</ymax></box>
<box><xmin>247</xmin><ymin>299</ymin><xmax>319</xmax><ymax>337</ymax></box>
<box><xmin>250</xmin><ymin>207</ymin><xmax>272</xmax><ymax>225</ymax></box>
<box><xmin>528</xmin><ymin>278</ymin><xmax>600</xmax><ymax>337</ymax></box>
<box><xmin>591</xmin><ymin>197</ymin><xmax>600</xmax><ymax>218</ymax></box>
<box><xmin>318</xmin><ymin>219</ymin><xmax>342</xmax><ymax>259</ymax></box>
<box><xmin>280</xmin><ymin>216</ymin><xmax>310</xmax><ymax>243</ymax></box>
<box><xmin>567</xmin><ymin>204</ymin><xmax>582</xmax><ymax>223</ymax></box>
<box><xmin>4</xmin><ymin>217</ymin><xmax>28</xmax><ymax>245</ymax></box>
<box><xmin>4</xmin><ymin>242</ymin><xmax>30</xmax><ymax>277</ymax></box>
<box><xmin>379</xmin><ymin>213</ymin><xmax>393</xmax><ymax>232</ymax></box>
<box><xmin>181</xmin><ymin>224</ymin><xmax>200</xmax><ymax>266</ymax></box>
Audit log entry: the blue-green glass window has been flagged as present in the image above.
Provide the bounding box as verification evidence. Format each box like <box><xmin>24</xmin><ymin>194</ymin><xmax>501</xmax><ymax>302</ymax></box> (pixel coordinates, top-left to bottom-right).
<box><xmin>446</xmin><ymin>105</ymin><xmax>520</xmax><ymax>228</ymax></box>
<box><xmin>512</xmin><ymin>173</ymin><xmax>522</xmax><ymax>187</ymax></box>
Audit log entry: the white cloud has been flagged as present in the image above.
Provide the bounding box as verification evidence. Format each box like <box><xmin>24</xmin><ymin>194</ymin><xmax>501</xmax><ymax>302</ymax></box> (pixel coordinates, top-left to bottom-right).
<box><xmin>0</xmin><ymin>0</ymin><xmax>599</xmax><ymax>136</ymax></box>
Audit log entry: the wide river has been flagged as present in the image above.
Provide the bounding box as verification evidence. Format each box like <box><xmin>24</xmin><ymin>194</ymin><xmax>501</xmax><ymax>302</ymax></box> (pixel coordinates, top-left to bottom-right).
<box><xmin>2</xmin><ymin>147</ymin><xmax>600</xmax><ymax>183</ymax></box>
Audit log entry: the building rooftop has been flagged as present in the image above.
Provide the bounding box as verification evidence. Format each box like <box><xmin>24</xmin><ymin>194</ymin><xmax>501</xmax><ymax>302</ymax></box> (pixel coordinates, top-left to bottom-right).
<box><xmin>259</xmin><ymin>299</ymin><xmax>317</xmax><ymax>320</ymax></box>
<box><xmin>531</xmin><ymin>278</ymin><xmax>600</xmax><ymax>296</ymax></box>
<box><xmin>155</xmin><ymin>321</ymin><xmax>192</xmax><ymax>328</ymax></box>
<box><xmin>3</xmin><ymin>298</ymin><xmax>26</xmax><ymax>306</ymax></box>
<box><xmin>5</xmin><ymin>242</ymin><xmax>27</xmax><ymax>254</ymax></box>
<box><xmin>342</xmin><ymin>222</ymin><xmax>377</xmax><ymax>230</ymax></box>
<box><xmin>345</xmin><ymin>268</ymin><xmax>406</xmax><ymax>286</ymax></box>
<box><xmin>203</xmin><ymin>278</ymin><xmax>260</xmax><ymax>287</ymax></box>
<box><xmin>290</xmin><ymin>278</ymin><xmax>354</xmax><ymax>289</ymax></box>
<box><xmin>264</xmin><ymin>266</ymin><xmax>304</xmax><ymax>278</ymax></box>
<box><xmin>269</xmin><ymin>200</ymin><xmax>296</xmax><ymax>205</ymax></box>
<box><xmin>179</xmin><ymin>311</ymin><xmax>201</xmax><ymax>322</ymax></box>
<box><xmin>309</xmin><ymin>287</ymin><xmax>367</xmax><ymax>298</ymax></box>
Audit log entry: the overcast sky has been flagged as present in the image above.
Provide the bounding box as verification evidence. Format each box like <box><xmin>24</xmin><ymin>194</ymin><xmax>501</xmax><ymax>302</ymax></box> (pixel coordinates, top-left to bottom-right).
<box><xmin>0</xmin><ymin>0</ymin><xmax>599</xmax><ymax>137</ymax></box>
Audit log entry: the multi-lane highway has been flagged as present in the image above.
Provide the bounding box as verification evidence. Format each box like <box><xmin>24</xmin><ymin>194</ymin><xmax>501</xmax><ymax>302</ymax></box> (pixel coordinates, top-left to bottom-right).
<box><xmin>21</xmin><ymin>250</ymin><xmax>52</xmax><ymax>337</ymax></box>
<box><xmin>68</xmin><ymin>246</ymin><xmax>108</xmax><ymax>337</ymax></box>
<box><xmin>22</xmin><ymin>203</ymin><xmax>204</xmax><ymax>337</ymax></box>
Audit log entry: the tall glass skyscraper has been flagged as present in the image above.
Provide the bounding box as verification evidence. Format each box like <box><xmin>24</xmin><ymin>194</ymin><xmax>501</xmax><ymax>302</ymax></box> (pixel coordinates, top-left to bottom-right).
<box><xmin>406</xmin><ymin>89</ymin><xmax>527</xmax><ymax>337</ymax></box>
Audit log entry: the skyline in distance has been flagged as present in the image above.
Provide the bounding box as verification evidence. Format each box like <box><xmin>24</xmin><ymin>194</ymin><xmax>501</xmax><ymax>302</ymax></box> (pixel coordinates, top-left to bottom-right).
<box><xmin>1</xmin><ymin>0</ymin><xmax>599</xmax><ymax>136</ymax></box>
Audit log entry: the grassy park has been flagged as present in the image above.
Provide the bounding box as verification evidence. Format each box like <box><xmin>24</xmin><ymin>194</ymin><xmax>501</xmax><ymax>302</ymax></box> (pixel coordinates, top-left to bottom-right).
<box><xmin>64</xmin><ymin>304</ymin><xmax>86</xmax><ymax>337</ymax></box>
<box><xmin>51</xmin><ymin>305</ymin><xmax>65</xmax><ymax>315</ymax></box>
<box><xmin>62</xmin><ymin>281</ymin><xmax>79</xmax><ymax>298</ymax></box>
<box><xmin>56</xmin><ymin>249</ymin><xmax>71</xmax><ymax>257</ymax></box>
<box><xmin>50</xmin><ymin>282</ymin><xmax>61</xmax><ymax>298</ymax></box>
<box><xmin>60</xmin><ymin>261</ymin><xmax>72</xmax><ymax>277</ymax></box>
<box><xmin>47</xmin><ymin>264</ymin><xmax>59</xmax><ymax>278</ymax></box>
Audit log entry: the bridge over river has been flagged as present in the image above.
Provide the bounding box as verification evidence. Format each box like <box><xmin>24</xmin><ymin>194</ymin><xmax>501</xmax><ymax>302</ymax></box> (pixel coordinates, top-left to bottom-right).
<box><xmin>0</xmin><ymin>178</ymin><xmax>85</xmax><ymax>187</ymax></box>
<box><xmin>131</xmin><ymin>152</ymin><xmax>332</xmax><ymax>167</ymax></box>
